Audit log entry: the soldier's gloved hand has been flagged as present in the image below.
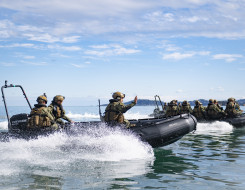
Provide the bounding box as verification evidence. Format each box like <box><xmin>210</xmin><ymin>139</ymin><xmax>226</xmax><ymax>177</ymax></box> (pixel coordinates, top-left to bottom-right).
<box><xmin>134</xmin><ymin>96</ymin><xmax>138</xmax><ymax>104</ymax></box>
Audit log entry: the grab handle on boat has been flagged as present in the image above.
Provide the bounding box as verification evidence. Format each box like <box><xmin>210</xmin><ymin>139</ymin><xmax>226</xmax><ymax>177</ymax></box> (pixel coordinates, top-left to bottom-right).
<box><xmin>98</xmin><ymin>99</ymin><xmax>104</xmax><ymax>122</ymax></box>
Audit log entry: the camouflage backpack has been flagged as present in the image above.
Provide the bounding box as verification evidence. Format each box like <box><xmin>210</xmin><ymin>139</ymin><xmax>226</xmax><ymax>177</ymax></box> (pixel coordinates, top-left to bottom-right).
<box><xmin>28</xmin><ymin>107</ymin><xmax>51</xmax><ymax>128</ymax></box>
<box><xmin>104</xmin><ymin>102</ymin><xmax>124</xmax><ymax>123</ymax></box>
<box><xmin>207</xmin><ymin>104</ymin><xmax>218</xmax><ymax>117</ymax></box>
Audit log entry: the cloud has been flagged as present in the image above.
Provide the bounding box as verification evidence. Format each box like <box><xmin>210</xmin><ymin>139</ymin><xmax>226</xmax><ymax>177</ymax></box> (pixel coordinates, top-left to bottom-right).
<box><xmin>1</xmin><ymin>1</ymin><xmax>245</xmax><ymax>41</ymax></box>
<box><xmin>198</xmin><ymin>51</ymin><xmax>210</xmax><ymax>56</ymax></box>
<box><xmin>85</xmin><ymin>44</ymin><xmax>140</xmax><ymax>56</ymax></box>
<box><xmin>0</xmin><ymin>62</ymin><xmax>15</xmax><ymax>66</ymax></box>
<box><xmin>23</xmin><ymin>55</ymin><xmax>35</xmax><ymax>59</ymax></box>
<box><xmin>157</xmin><ymin>41</ymin><xmax>182</xmax><ymax>51</ymax></box>
<box><xmin>23</xmin><ymin>33</ymin><xmax>80</xmax><ymax>43</ymax></box>
<box><xmin>71</xmin><ymin>63</ymin><xmax>86</xmax><ymax>68</ymax></box>
<box><xmin>176</xmin><ymin>89</ymin><xmax>183</xmax><ymax>93</ymax></box>
<box><xmin>21</xmin><ymin>60</ymin><xmax>47</xmax><ymax>66</ymax></box>
<box><xmin>0</xmin><ymin>43</ymin><xmax>35</xmax><ymax>48</ymax></box>
<box><xmin>162</xmin><ymin>50</ymin><xmax>211</xmax><ymax>60</ymax></box>
<box><xmin>210</xmin><ymin>86</ymin><xmax>225</xmax><ymax>92</ymax></box>
<box><xmin>163</xmin><ymin>52</ymin><xmax>195</xmax><ymax>60</ymax></box>
<box><xmin>50</xmin><ymin>53</ymin><xmax>70</xmax><ymax>58</ymax></box>
<box><xmin>213</xmin><ymin>54</ymin><xmax>243</xmax><ymax>62</ymax></box>
<box><xmin>47</xmin><ymin>45</ymin><xmax>81</xmax><ymax>51</ymax></box>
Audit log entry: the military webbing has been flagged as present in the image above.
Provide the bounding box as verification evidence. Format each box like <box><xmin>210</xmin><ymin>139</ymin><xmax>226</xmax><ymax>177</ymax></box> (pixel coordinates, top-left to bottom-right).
<box><xmin>28</xmin><ymin>107</ymin><xmax>51</xmax><ymax>127</ymax></box>
<box><xmin>105</xmin><ymin>103</ymin><xmax>120</xmax><ymax>122</ymax></box>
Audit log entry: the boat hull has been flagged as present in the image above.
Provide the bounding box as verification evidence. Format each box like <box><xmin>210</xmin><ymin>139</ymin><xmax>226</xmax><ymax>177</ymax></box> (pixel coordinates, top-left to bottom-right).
<box><xmin>0</xmin><ymin>114</ymin><xmax>197</xmax><ymax>148</ymax></box>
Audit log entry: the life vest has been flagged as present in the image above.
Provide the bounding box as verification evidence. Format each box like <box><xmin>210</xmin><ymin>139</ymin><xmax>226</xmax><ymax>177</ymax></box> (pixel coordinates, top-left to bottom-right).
<box><xmin>225</xmin><ymin>102</ymin><xmax>241</xmax><ymax>117</ymax></box>
<box><xmin>52</xmin><ymin>104</ymin><xmax>64</xmax><ymax>119</ymax></box>
<box><xmin>28</xmin><ymin>106</ymin><xmax>51</xmax><ymax>128</ymax></box>
<box><xmin>180</xmin><ymin>105</ymin><xmax>191</xmax><ymax>114</ymax></box>
<box><xmin>166</xmin><ymin>105</ymin><xmax>179</xmax><ymax>117</ymax></box>
<box><xmin>104</xmin><ymin>102</ymin><xmax>124</xmax><ymax>123</ymax></box>
<box><xmin>206</xmin><ymin>104</ymin><xmax>218</xmax><ymax>117</ymax></box>
<box><xmin>193</xmin><ymin>106</ymin><xmax>205</xmax><ymax>119</ymax></box>
<box><xmin>206</xmin><ymin>104</ymin><xmax>224</xmax><ymax>119</ymax></box>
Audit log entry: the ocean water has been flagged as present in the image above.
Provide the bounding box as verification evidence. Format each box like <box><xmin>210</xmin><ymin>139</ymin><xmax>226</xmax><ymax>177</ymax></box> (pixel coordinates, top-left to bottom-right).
<box><xmin>0</xmin><ymin>106</ymin><xmax>245</xmax><ymax>189</ymax></box>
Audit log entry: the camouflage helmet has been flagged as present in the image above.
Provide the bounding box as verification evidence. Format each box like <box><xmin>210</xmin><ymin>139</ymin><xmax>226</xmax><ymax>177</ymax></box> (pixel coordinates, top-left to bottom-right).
<box><xmin>182</xmin><ymin>100</ymin><xmax>188</xmax><ymax>105</ymax></box>
<box><xmin>214</xmin><ymin>99</ymin><xmax>218</xmax><ymax>103</ymax></box>
<box><xmin>195</xmin><ymin>100</ymin><xmax>202</xmax><ymax>105</ymax></box>
<box><xmin>209</xmin><ymin>99</ymin><xmax>214</xmax><ymax>103</ymax></box>
<box><xmin>170</xmin><ymin>100</ymin><xmax>177</xmax><ymax>105</ymax></box>
<box><xmin>53</xmin><ymin>95</ymin><xmax>65</xmax><ymax>103</ymax></box>
<box><xmin>228</xmin><ymin>97</ymin><xmax>235</xmax><ymax>102</ymax></box>
<box><xmin>112</xmin><ymin>92</ymin><xmax>125</xmax><ymax>99</ymax></box>
<box><xmin>36</xmin><ymin>95</ymin><xmax>47</xmax><ymax>103</ymax></box>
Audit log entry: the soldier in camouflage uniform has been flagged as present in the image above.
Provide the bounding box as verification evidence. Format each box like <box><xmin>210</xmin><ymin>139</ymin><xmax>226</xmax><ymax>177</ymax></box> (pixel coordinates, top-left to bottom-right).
<box><xmin>225</xmin><ymin>98</ymin><xmax>243</xmax><ymax>117</ymax></box>
<box><xmin>48</xmin><ymin>95</ymin><xmax>73</xmax><ymax>125</ymax></box>
<box><xmin>104</xmin><ymin>92</ymin><xmax>137</xmax><ymax>127</ymax></box>
<box><xmin>234</xmin><ymin>98</ymin><xmax>242</xmax><ymax>111</ymax></box>
<box><xmin>206</xmin><ymin>99</ymin><xmax>226</xmax><ymax>120</ymax></box>
<box><xmin>214</xmin><ymin>99</ymin><xmax>223</xmax><ymax>111</ymax></box>
<box><xmin>165</xmin><ymin>100</ymin><xmax>180</xmax><ymax>117</ymax></box>
<box><xmin>192</xmin><ymin>100</ymin><xmax>206</xmax><ymax>121</ymax></box>
<box><xmin>179</xmin><ymin>100</ymin><xmax>193</xmax><ymax>114</ymax></box>
<box><xmin>28</xmin><ymin>95</ymin><xmax>58</xmax><ymax>129</ymax></box>
<box><xmin>163</xmin><ymin>102</ymin><xmax>167</xmax><ymax>112</ymax></box>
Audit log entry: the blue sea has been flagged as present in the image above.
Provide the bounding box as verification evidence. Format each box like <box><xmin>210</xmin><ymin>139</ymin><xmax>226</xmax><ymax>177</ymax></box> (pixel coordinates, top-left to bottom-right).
<box><xmin>0</xmin><ymin>106</ymin><xmax>245</xmax><ymax>189</ymax></box>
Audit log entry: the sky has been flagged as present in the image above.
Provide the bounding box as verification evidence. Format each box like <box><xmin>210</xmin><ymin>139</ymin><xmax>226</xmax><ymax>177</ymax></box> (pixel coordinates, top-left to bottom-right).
<box><xmin>0</xmin><ymin>0</ymin><xmax>245</xmax><ymax>106</ymax></box>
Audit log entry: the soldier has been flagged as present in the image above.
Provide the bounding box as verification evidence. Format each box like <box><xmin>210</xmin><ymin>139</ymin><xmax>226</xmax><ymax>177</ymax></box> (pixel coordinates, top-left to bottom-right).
<box><xmin>28</xmin><ymin>95</ymin><xmax>58</xmax><ymax>129</ymax></box>
<box><xmin>192</xmin><ymin>100</ymin><xmax>206</xmax><ymax>121</ymax></box>
<box><xmin>206</xmin><ymin>99</ymin><xmax>226</xmax><ymax>120</ymax></box>
<box><xmin>104</xmin><ymin>92</ymin><xmax>137</xmax><ymax>127</ymax></box>
<box><xmin>179</xmin><ymin>100</ymin><xmax>193</xmax><ymax>114</ymax></box>
<box><xmin>165</xmin><ymin>100</ymin><xmax>180</xmax><ymax>117</ymax></box>
<box><xmin>48</xmin><ymin>95</ymin><xmax>74</xmax><ymax>125</ymax></box>
<box><xmin>234</xmin><ymin>98</ymin><xmax>242</xmax><ymax>111</ymax></box>
<box><xmin>225</xmin><ymin>98</ymin><xmax>243</xmax><ymax>117</ymax></box>
<box><xmin>214</xmin><ymin>99</ymin><xmax>223</xmax><ymax>111</ymax></box>
<box><xmin>178</xmin><ymin>102</ymin><xmax>182</xmax><ymax>108</ymax></box>
<box><xmin>163</xmin><ymin>102</ymin><xmax>167</xmax><ymax>112</ymax></box>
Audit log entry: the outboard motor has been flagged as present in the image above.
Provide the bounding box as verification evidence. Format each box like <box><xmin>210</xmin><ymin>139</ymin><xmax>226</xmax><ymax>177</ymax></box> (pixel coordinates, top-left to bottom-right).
<box><xmin>9</xmin><ymin>114</ymin><xmax>29</xmax><ymax>133</ymax></box>
<box><xmin>1</xmin><ymin>80</ymin><xmax>32</xmax><ymax>132</ymax></box>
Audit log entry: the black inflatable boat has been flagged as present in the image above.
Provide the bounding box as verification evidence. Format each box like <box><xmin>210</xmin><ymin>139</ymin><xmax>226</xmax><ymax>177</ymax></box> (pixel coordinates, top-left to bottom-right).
<box><xmin>148</xmin><ymin>95</ymin><xmax>245</xmax><ymax>128</ymax></box>
<box><xmin>0</xmin><ymin>81</ymin><xmax>197</xmax><ymax>148</ymax></box>
<box><xmin>0</xmin><ymin>113</ymin><xmax>197</xmax><ymax>148</ymax></box>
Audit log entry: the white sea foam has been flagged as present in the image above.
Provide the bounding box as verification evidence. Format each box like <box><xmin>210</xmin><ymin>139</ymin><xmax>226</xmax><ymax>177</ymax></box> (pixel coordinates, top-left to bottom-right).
<box><xmin>0</xmin><ymin>121</ymin><xmax>8</xmax><ymax>130</ymax></box>
<box><xmin>195</xmin><ymin>121</ymin><xmax>233</xmax><ymax>135</ymax></box>
<box><xmin>66</xmin><ymin>111</ymin><xmax>150</xmax><ymax>121</ymax></box>
<box><xmin>0</xmin><ymin>124</ymin><xmax>154</xmax><ymax>177</ymax></box>
<box><xmin>66</xmin><ymin>112</ymin><xmax>100</xmax><ymax>120</ymax></box>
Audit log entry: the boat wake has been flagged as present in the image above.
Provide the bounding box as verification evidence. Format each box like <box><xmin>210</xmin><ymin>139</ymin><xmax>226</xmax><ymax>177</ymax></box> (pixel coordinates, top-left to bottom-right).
<box><xmin>0</xmin><ymin>121</ymin><xmax>8</xmax><ymax>131</ymax></box>
<box><xmin>0</xmin><ymin>123</ymin><xmax>154</xmax><ymax>177</ymax></box>
<box><xmin>195</xmin><ymin>121</ymin><xmax>233</xmax><ymax>135</ymax></box>
<box><xmin>66</xmin><ymin>111</ymin><xmax>150</xmax><ymax>121</ymax></box>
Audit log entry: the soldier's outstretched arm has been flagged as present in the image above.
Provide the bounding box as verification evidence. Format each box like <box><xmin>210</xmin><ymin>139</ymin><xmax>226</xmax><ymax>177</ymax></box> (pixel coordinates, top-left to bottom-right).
<box><xmin>119</xmin><ymin>96</ymin><xmax>137</xmax><ymax>113</ymax></box>
<box><xmin>120</xmin><ymin>102</ymin><xmax>136</xmax><ymax>113</ymax></box>
<box><xmin>62</xmin><ymin>115</ymin><xmax>72</xmax><ymax>122</ymax></box>
<box><xmin>61</xmin><ymin>109</ymin><xmax>72</xmax><ymax>122</ymax></box>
